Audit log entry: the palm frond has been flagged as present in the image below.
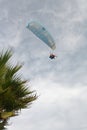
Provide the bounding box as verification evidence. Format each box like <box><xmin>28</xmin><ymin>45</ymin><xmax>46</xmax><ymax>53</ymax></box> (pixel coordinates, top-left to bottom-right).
<box><xmin>0</xmin><ymin>50</ymin><xmax>12</xmax><ymax>67</ymax></box>
<box><xmin>4</xmin><ymin>64</ymin><xmax>22</xmax><ymax>80</ymax></box>
<box><xmin>0</xmin><ymin>50</ymin><xmax>37</xmax><ymax>119</ymax></box>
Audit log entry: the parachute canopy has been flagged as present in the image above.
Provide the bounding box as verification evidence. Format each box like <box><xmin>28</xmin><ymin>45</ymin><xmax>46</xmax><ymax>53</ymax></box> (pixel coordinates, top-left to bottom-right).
<box><xmin>26</xmin><ymin>21</ymin><xmax>56</xmax><ymax>50</ymax></box>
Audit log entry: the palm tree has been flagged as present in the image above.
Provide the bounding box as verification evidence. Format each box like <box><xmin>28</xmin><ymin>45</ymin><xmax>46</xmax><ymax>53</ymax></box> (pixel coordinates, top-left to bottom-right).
<box><xmin>0</xmin><ymin>119</ymin><xmax>8</xmax><ymax>130</ymax></box>
<box><xmin>0</xmin><ymin>50</ymin><xmax>37</xmax><ymax>123</ymax></box>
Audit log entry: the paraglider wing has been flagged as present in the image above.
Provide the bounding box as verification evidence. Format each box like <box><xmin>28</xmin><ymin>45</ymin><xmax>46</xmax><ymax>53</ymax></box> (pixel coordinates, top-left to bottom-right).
<box><xmin>26</xmin><ymin>21</ymin><xmax>56</xmax><ymax>50</ymax></box>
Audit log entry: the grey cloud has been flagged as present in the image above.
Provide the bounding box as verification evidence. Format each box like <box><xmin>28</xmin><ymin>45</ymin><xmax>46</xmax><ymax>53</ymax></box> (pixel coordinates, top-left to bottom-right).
<box><xmin>8</xmin><ymin>85</ymin><xmax>87</xmax><ymax>130</ymax></box>
<box><xmin>0</xmin><ymin>0</ymin><xmax>87</xmax><ymax>130</ymax></box>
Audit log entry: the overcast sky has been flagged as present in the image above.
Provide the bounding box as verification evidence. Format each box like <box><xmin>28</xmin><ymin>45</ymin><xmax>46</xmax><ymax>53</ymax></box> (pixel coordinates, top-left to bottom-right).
<box><xmin>0</xmin><ymin>0</ymin><xmax>87</xmax><ymax>130</ymax></box>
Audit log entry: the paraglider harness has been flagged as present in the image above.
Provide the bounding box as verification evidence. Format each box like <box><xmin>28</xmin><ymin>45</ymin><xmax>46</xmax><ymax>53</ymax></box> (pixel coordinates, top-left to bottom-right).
<box><xmin>49</xmin><ymin>54</ymin><xmax>56</xmax><ymax>59</ymax></box>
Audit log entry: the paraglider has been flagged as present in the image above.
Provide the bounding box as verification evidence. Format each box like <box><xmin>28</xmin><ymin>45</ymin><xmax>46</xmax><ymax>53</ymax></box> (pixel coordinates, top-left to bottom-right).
<box><xmin>26</xmin><ymin>21</ymin><xmax>56</xmax><ymax>59</ymax></box>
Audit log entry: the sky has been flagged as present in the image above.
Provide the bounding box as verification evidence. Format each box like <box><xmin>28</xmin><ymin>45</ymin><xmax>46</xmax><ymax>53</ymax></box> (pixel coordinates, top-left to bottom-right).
<box><xmin>0</xmin><ymin>0</ymin><xmax>87</xmax><ymax>130</ymax></box>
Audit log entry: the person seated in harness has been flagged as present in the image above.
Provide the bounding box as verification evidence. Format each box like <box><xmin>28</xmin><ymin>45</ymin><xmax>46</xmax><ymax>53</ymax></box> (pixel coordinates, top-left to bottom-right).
<box><xmin>49</xmin><ymin>54</ymin><xmax>56</xmax><ymax>59</ymax></box>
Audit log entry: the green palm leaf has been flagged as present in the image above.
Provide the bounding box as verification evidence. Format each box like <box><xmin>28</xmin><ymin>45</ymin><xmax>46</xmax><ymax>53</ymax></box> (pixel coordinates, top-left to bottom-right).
<box><xmin>0</xmin><ymin>50</ymin><xmax>37</xmax><ymax>121</ymax></box>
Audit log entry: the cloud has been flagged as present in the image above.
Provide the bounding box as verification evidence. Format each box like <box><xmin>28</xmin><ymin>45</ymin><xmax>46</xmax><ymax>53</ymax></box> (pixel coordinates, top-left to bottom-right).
<box><xmin>8</xmin><ymin>78</ymin><xmax>87</xmax><ymax>130</ymax></box>
<box><xmin>0</xmin><ymin>0</ymin><xmax>87</xmax><ymax>130</ymax></box>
